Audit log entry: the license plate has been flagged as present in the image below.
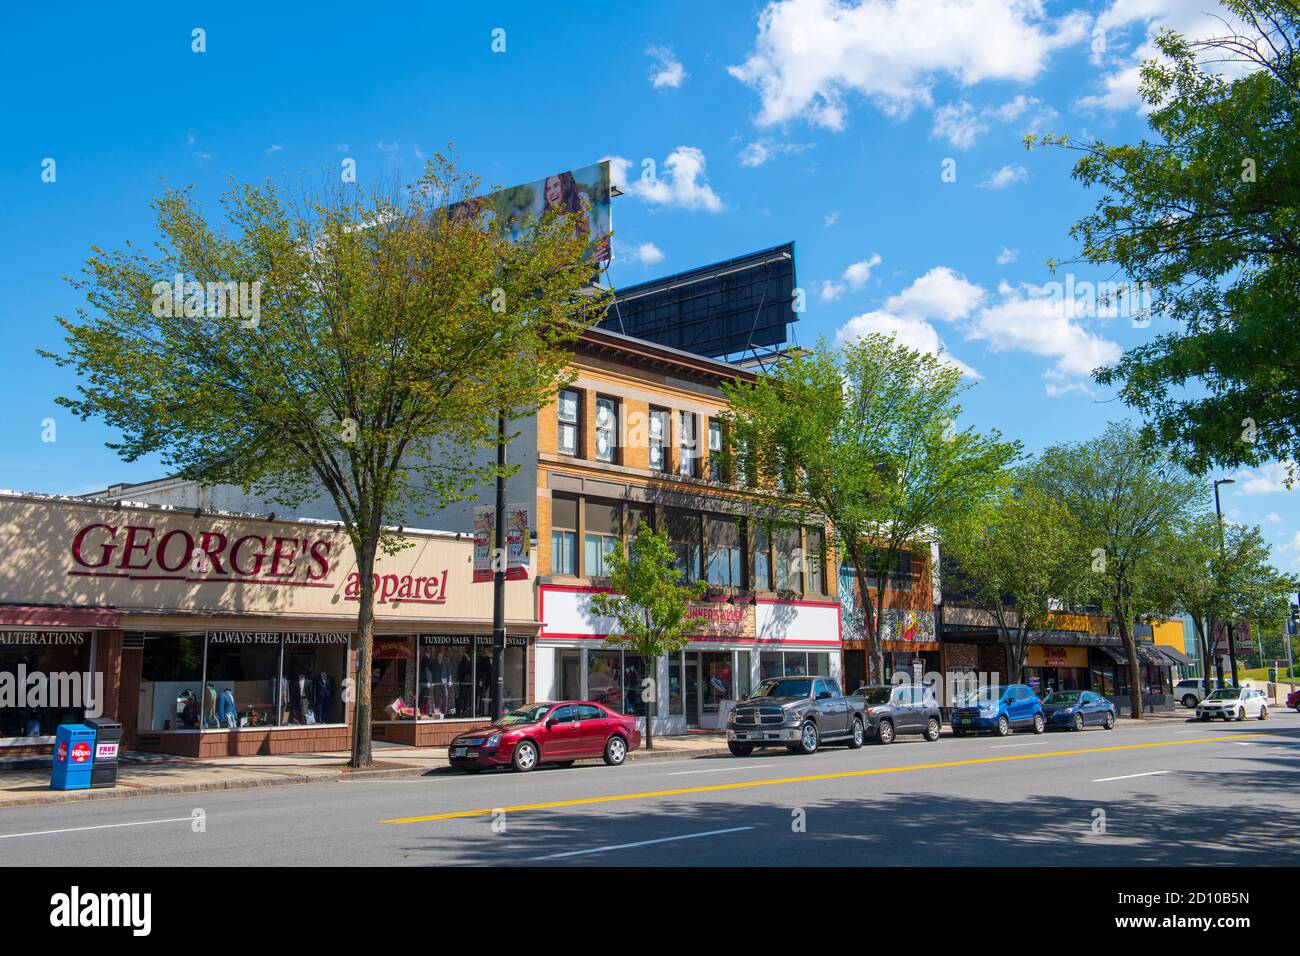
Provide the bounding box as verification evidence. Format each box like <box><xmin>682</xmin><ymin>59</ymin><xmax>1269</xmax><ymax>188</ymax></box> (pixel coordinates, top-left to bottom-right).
<box><xmin>451</xmin><ymin>746</ymin><xmax>466</xmax><ymax>757</ymax></box>
<box><xmin>958</xmin><ymin>718</ymin><xmax>971</xmax><ymax>724</ymax></box>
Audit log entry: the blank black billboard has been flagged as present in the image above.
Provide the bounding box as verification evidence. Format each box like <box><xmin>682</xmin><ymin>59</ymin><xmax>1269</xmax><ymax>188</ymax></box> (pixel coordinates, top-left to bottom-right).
<box><xmin>601</xmin><ymin>242</ymin><xmax>796</xmax><ymax>360</ymax></box>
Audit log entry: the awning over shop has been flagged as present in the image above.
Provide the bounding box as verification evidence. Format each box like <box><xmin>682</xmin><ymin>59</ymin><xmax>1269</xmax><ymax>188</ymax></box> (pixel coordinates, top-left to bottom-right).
<box><xmin>1095</xmin><ymin>643</ymin><xmax>1170</xmax><ymax>666</ymax></box>
<box><xmin>1157</xmin><ymin>645</ymin><xmax>1194</xmax><ymax>666</ymax></box>
<box><xmin>0</xmin><ymin>605</ymin><xmax>122</xmax><ymax>628</ymax></box>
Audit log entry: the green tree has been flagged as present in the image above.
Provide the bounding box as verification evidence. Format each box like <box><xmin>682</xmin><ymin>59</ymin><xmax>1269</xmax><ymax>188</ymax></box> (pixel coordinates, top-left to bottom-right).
<box><xmin>587</xmin><ymin>523</ymin><xmax>706</xmax><ymax>750</ymax></box>
<box><xmin>1156</xmin><ymin>515</ymin><xmax>1298</xmax><ymax>689</ymax></box>
<box><xmin>942</xmin><ymin>468</ymin><xmax>1089</xmax><ymax>685</ymax></box>
<box><xmin>42</xmin><ymin>153</ymin><xmax>609</xmax><ymax>767</ymax></box>
<box><xmin>720</xmin><ymin>335</ymin><xmax>1019</xmax><ymax>683</ymax></box>
<box><xmin>1032</xmin><ymin>0</ymin><xmax>1300</xmax><ymax>475</ymax></box>
<box><xmin>1035</xmin><ymin>423</ymin><xmax>1204</xmax><ymax>718</ymax></box>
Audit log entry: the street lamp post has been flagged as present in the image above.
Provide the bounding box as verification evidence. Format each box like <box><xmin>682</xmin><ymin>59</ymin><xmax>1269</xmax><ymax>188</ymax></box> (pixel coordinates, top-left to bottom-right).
<box><xmin>1213</xmin><ymin>478</ymin><xmax>1239</xmax><ymax>686</ymax></box>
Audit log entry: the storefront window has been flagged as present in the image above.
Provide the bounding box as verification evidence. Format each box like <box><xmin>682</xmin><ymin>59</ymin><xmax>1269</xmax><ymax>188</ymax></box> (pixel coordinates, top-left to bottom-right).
<box><xmin>139</xmin><ymin>633</ymin><xmax>204</xmax><ymax>732</ymax></box>
<box><xmin>736</xmin><ymin>650</ymin><xmax>752</xmax><ymax>700</ymax></box>
<box><xmin>282</xmin><ymin>634</ymin><xmax>349</xmax><ymax>725</ymax></box>
<box><xmin>668</xmin><ymin>652</ymin><xmax>683</xmax><ymax>716</ymax></box>
<box><xmin>760</xmin><ymin>651</ymin><xmax>782</xmax><ymax>681</ymax></box>
<box><xmin>622</xmin><ymin>653</ymin><xmax>646</xmax><ymax>717</ymax></box>
<box><xmin>558</xmin><ymin>649</ymin><xmax>582</xmax><ymax>701</ymax></box>
<box><xmin>373</xmin><ymin>635</ymin><xmax>416</xmax><ymax>720</ymax></box>
<box><xmin>587</xmin><ymin>650</ymin><xmax>621</xmax><ymax>711</ymax></box>
<box><xmin>418</xmin><ymin>638</ymin><xmax>457</xmax><ymax>719</ymax></box>
<box><xmin>1</xmin><ymin>631</ymin><xmax>96</xmax><ymax>737</ymax></box>
<box><xmin>701</xmin><ymin>651</ymin><xmax>731</xmax><ymax>714</ymax></box>
<box><xmin>811</xmin><ymin>652</ymin><xmax>830</xmax><ymax>677</ymax></box>
<box><xmin>204</xmin><ymin>632</ymin><xmax>282</xmax><ymax>728</ymax></box>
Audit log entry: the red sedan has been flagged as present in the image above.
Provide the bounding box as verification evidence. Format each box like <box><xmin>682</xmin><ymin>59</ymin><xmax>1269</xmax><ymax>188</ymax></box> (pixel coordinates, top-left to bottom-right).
<box><xmin>447</xmin><ymin>701</ymin><xmax>641</xmax><ymax>773</ymax></box>
<box><xmin>1287</xmin><ymin>688</ymin><xmax>1300</xmax><ymax>712</ymax></box>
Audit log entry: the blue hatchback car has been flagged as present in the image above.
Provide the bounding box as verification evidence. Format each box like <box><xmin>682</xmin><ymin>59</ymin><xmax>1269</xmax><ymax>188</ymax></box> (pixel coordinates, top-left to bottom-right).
<box><xmin>950</xmin><ymin>684</ymin><xmax>1045</xmax><ymax>737</ymax></box>
<box><xmin>1041</xmin><ymin>690</ymin><xmax>1117</xmax><ymax>731</ymax></box>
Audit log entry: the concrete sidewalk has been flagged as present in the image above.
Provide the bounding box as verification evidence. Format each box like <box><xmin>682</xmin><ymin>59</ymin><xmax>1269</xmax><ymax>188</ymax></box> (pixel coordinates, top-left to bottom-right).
<box><xmin>0</xmin><ymin>713</ymin><xmax>1211</xmax><ymax>810</ymax></box>
<box><xmin>0</xmin><ymin>733</ymin><xmax>732</xmax><ymax>809</ymax></box>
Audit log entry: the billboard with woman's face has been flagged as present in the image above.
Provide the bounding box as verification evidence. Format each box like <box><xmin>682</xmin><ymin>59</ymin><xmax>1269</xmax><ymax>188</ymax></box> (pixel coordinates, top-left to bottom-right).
<box><xmin>453</xmin><ymin>161</ymin><xmax>612</xmax><ymax>269</ymax></box>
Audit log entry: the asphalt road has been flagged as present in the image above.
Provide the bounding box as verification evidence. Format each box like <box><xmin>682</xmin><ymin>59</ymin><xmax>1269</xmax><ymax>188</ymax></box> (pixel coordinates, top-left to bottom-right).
<box><xmin>3</xmin><ymin>712</ymin><xmax>1298</xmax><ymax>867</ymax></box>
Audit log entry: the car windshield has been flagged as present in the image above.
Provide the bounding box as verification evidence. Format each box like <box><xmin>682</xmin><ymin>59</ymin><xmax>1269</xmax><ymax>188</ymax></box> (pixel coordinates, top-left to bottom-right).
<box><xmin>751</xmin><ymin>678</ymin><xmax>813</xmax><ymax>699</ymax></box>
<box><xmin>1043</xmin><ymin>692</ymin><xmax>1082</xmax><ymax>705</ymax></box>
<box><xmin>496</xmin><ymin>704</ymin><xmax>553</xmax><ymax>726</ymax></box>
<box><xmin>1206</xmin><ymin>689</ymin><xmax>1240</xmax><ymax>701</ymax></box>
<box><xmin>853</xmin><ymin>688</ymin><xmax>893</xmax><ymax>705</ymax></box>
<box><xmin>959</xmin><ymin>687</ymin><xmax>1003</xmax><ymax>704</ymax></box>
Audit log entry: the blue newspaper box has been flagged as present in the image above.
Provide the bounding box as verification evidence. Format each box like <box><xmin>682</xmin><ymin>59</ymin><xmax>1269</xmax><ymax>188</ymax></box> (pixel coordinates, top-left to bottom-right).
<box><xmin>50</xmin><ymin>724</ymin><xmax>97</xmax><ymax>790</ymax></box>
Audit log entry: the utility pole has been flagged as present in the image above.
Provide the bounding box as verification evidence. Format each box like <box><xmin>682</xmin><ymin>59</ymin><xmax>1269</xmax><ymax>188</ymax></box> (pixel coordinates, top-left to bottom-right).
<box><xmin>490</xmin><ymin>411</ymin><xmax>507</xmax><ymax>721</ymax></box>
<box><xmin>1213</xmin><ymin>478</ymin><xmax>1239</xmax><ymax>686</ymax></box>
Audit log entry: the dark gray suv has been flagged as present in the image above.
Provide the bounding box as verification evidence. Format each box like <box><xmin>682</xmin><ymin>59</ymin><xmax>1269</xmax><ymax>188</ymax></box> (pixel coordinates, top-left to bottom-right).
<box><xmin>850</xmin><ymin>684</ymin><xmax>943</xmax><ymax>744</ymax></box>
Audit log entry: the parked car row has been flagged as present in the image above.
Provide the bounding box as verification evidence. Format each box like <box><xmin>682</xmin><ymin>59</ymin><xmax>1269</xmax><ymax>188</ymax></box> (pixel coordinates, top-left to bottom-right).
<box><xmin>726</xmin><ymin>677</ymin><xmax>1118</xmax><ymax>756</ymax></box>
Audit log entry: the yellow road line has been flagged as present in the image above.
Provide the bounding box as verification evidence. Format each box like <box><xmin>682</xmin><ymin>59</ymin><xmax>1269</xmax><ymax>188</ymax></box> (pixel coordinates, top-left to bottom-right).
<box><xmin>382</xmin><ymin>734</ymin><xmax>1266</xmax><ymax>824</ymax></box>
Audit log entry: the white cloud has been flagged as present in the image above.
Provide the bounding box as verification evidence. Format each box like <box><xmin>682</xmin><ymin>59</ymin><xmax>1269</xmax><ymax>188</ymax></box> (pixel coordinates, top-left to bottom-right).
<box><xmin>606</xmin><ymin>147</ymin><xmax>724</xmax><ymax>212</ymax></box>
<box><xmin>738</xmin><ymin>139</ymin><xmax>812</xmax><ymax>166</ymax></box>
<box><xmin>819</xmin><ymin>253</ymin><xmax>883</xmax><ymax>300</ymax></box>
<box><xmin>1081</xmin><ymin>0</ymin><xmax>1258</xmax><ymax>113</ymax></box>
<box><xmin>832</xmin><ymin>266</ymin><xmax>1123</xmax><ymax>394</ymax></box>
<box><xmin>932</xmin><ymin>95</ymin><xmax>1058</xmax><ymax>148</ymax></box>
<box><xmin>978</xmin><ymin>164</ymin><xmax>1029</xmax><ymax>189</ymax></box>
<box><xmin>996</xmin><ymin>246</ymin><xmax>1018</xmax><ymax>265</ymax></box>
<box><xmin>837</xmin><ymin>310</ymin><xmax>982</xmax><ymax>378</ymax></box>
<box><xmin>729</xmin><ymin>0</ymin><xmax>1089</xmax><ymax>128</ymax></box>
<box><xmin>377</xmin><ymin>140</ymin><xmax>400</xmax><ymax>153</ymax></box>
<box><xmin>1235</xmin><ymin>461</ymin><xmax>1298</xmax><ymax>496</ymax></box>
<box><xmin>824</xmin><ymin>211</ymin><xmax>838</xmax><ymax>227</ymax></box>
<box><xmin>1265</xmin><ymin>512</ymin><xmax>1283</xmax><ymax>524</ymax></box>
<box><xmin>647</xmin><ymin>45</ymin><xmax>688</xmax><ymax>89</ymax></box>
<box><xmin>628</xmin><ymin>242</ymin><xmax>665</xmax><ymax>265</ymax></box>
<box><xmin>266</xmin><ymin>144</ymin><xmax>283</xmax><ymax>156</ymax></box>
<box><xmin>967</xmin><ymin>279</ymin><xmax>1123</xmax><ymax>385</ymax></box>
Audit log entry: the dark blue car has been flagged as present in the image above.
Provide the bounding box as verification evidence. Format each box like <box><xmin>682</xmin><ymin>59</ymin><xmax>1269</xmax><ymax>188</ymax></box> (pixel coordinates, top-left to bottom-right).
<box><xmin>1041</xmin><ymin>690</ymin><xmax>1117</xmax><ymax>731</ymax></box>
<box><xmin>950</xmin><ymin>684</ymin><xmax>1045</xmax><ymax>737</ymax></box>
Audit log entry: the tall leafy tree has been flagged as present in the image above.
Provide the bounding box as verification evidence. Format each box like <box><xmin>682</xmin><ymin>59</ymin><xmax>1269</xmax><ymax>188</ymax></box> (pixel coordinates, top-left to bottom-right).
<box><xmin>942</xmin><ymin>468</ymin><xmax>1089</xmax><ymax>685</ymax></box>
<box><xmin>1035</xmin><ymin>423</ymin><xmax>1204</xmax><ymax>718</ymax></box>
<box><xmin>721</xmin><ymin>335</ymin><xmax>1018</xmax><ymax>683</ymax></box>
<box><xmin>587</xmin><ymin>523</ymin><xmax>706</xmax><ymax>751</ymax></box>
<box><xmin>1033</xmin><ymin>0</ymin><xmax>1300</xmax><ymax>475</ymax></box>
<box><xmin>1156</xmin><ymin>514</ymin><xmax>1298</xmax><ymax>689</ymax></box>
<box><xmin>43</xmin><ymin>153</ymin><xmax>609</xmax><ymax>767</ymax></box>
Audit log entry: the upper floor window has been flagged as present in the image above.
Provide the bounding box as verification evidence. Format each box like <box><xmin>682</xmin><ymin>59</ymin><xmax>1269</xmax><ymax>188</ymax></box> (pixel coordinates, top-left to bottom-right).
<box><xmin>706</xmin><ymin>516</ymin><xmax>743</xmax><ymax>587</ymax></box>
<box><xmin>584</xmin><ymin>498</ymin><xmax>622</xmax><ymax>578</ymax></box>
<box><xmin>649</xmin><ymin>407</ymin><xmax>670</xmax><ymax>472</ymax></box>
<box><xmin>679</xmin><ymin>411</ymin><xmax>697</xmax><ymax>478</ymax></box>
<box><xmin>594</xmin><ymin>396</ymin><xmax>618</xmax><ymax>464</ymax></box>
<box><xmin>557</xmin><ymin>389</ymin><xmax>580</xmax><ymax>456</ymax></box>
<box><xmin>865</xmin><ymin>549</ymin><xmax>913</xmax><ymax>592</ymax></box>
<box><xmin>551</xmin><ymin>494</ymin><xmax>578</xmax><ymax>575</ymax></box>
<box><xmin>666</xmin><ymin>509</ymin><xmax>702</xmax><ymax>583</ymax></box>
<box><xmin>708</xmin><ymin>419</ymin><xmax>724</xmax><ymax>481</ymax></box>
<box><xmin>774</xmin><ymin>525</ymin><xmax>802</xmax><ymax>591</ymax></box>
<box><xmin>751</xmin><ymin>523</ymin><xmax>772</xmax><ymax>591</ymax></box>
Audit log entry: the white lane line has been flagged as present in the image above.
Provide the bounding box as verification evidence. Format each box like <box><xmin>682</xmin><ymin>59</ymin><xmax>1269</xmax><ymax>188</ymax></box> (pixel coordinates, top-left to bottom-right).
<box><xmin>667</xmin><ymin>764</ymin><xmax>774</xmax><ymax>776</ymax></box>
<box><xmin>532</xmin><ymin>826</ymin><xmax>755</xmax><ymax>860</ymax></box>
<box><xmin>1092</xmin><ymin>770</ymin><xmax>1170</xmax><ymax>783</ymax></box>
<box><xmin>0</xmin><ymin>816</ymin><xmax>196</xmax><ymax>840</ymax></box>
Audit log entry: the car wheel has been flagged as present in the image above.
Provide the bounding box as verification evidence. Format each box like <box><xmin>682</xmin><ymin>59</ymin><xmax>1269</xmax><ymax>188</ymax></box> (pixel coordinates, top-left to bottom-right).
<box><xmin>1103</xmin><ymin>711</ymin><xmax>1115</xmax><ymax>730</ymax></box>
<box><xmin>848</xmin><ymin>718</ymin><xmax>865</xmax><ymax>749</ymax></box>
<box><xmin>1032</xmin><ymin>713</ymin><xmax>1046</xmax><ymax>735</ymax></box>
<box><xmin>603</xmin><ymin>735</ymin><xmax>628</xmax><ymax>766</ymax></box>
<box><xmin>1074</xmin><ymin>712</ymin><xmax>1086</xmax><ymax>732</ymax></box>
<box><xmin>924</xmin><ymin>717</ymin><xmax>941</xmax><ymax>742</ymax></box>
<box><xmin>1182</xmin><ymin>695</ymin><xmax>1198</xmax><ymax>708</ymax></box>
<box><xmin>996</xmin><ymin>715</ymin><xmax>1011</xmax><ymax>737</ymax></box>
<box><xmin>1236</xmin><ymin>707</ymin><xmax>1246</xmax><ymax>722</ymax></box>
<box><xmin>797</xmin><ymin>721</ymin><xmax>820</xmax><ymax>755</ymax></box>
<box><xmin>728</xmin><ymin>742</ymin><xmax>754</xmax><ymax>757</ymax></box>
<box><xmin>511</xmin><ymin>740</ymin><xmax>538</xmax><ymax>773</ymax></box>
<box><xmin>876</xmin><ymin>719</ymin><xmax>895</xmax><ymax>745</ymax></box>
<box><xmin>1259</xmin><ymin>706</ymin><xmax>1268</xmax><ymax>720</ymax></box>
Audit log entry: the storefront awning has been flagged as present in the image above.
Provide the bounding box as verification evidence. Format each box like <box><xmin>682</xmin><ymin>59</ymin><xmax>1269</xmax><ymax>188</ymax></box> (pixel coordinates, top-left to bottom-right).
<box><xmin>0</xmin><ymin>605</ymin><xmax>122</xmax><ymax>628</ymax></box>
<box><xmin>1157</xmin><ymin>645</ymin><xmax>1194</xmax><ymax>666</ymax></box>
<box><xmin>1096</xmin><ymin>643</ymin><xmax>1169</xmax><ymax>666</ymax></box>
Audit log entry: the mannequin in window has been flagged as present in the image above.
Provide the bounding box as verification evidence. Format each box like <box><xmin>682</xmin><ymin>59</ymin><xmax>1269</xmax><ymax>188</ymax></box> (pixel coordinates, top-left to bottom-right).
<box><xmin>290</xmin><ymin>673</ymin><xmax>312</xmax><ymax>724</ymax></box>
<box><xmin>313</xmin><ymin>671</ymin><xmax>334</xmax><ymax>724</ymax></box>
<box><xmin>216</xmin><ymin>686</ymin><xmax>238</xmax><ymax>729</ymax></box>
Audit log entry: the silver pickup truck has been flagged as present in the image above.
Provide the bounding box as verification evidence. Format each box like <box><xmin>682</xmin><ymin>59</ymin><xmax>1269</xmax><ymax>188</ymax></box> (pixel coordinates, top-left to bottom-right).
<box><xmin>727</xmin><ymin>676</ymin><xmax>867</xmax><ymax>756</ymax></box>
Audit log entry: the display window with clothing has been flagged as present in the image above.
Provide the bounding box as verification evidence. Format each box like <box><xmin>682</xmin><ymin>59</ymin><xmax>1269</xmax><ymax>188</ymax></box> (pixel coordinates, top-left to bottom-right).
<box><xmin>135</xmin><ymin>630</ymin><xmax>351</xmax><ymax>732</ymax></box>
<box><xmin>371</xmin><ymin>634</ymin><xmax>527</xmax><ymax>723</ymax></box>
<box><xmin>0</xmin><ymin>631</ymin><xmax>95</xmax><ymax>738</ymax></box>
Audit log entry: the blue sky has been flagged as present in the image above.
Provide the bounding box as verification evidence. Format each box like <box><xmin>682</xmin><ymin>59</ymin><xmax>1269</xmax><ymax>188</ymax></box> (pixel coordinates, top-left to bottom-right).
<box><xmin>2</xmin><ymin>0</ymin><xmax>1296</xmax><ymax>566</ymax></box>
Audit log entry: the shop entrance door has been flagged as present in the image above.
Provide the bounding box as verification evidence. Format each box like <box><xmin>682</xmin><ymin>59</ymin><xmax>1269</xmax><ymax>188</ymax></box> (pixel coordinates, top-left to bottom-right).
<box><xmin>684</xmin><ymin>655</ymin><xmax>701</xmax><ymax>728</ymax></box>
